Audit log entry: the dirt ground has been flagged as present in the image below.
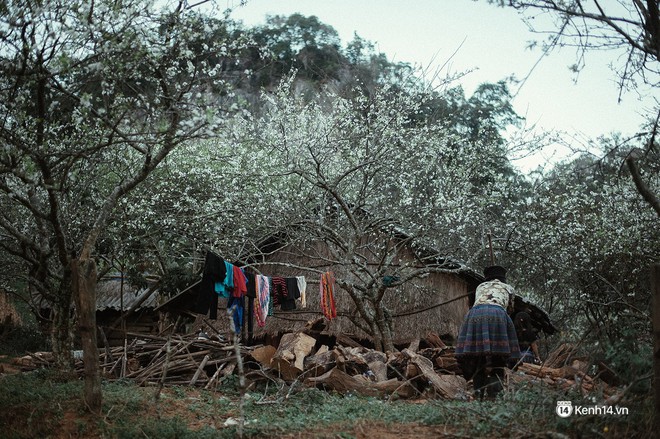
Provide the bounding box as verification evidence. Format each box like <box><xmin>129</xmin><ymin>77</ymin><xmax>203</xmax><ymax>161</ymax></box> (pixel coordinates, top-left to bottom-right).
<box><xmin>41</xmin><ymin>387</ymin><xmax>464</xmax><ymax>439</ymax></box>
<box><xmin>52</xmin><ymin>414</ymin><xmax>462</xmax><ymax>439</ymax></box>
<box><xmin>271</xmin><ymin>421</ymin><xmax>465</xmax><ymax>438</ymax></box>
<box><xmin>48</xmin><ymin>410</ymin><xmax>461</xmax><ymax>439</ymax></box>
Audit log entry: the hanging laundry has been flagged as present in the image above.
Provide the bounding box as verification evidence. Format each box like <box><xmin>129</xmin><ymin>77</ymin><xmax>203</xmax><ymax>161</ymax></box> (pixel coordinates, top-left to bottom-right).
<box><xmin>245</xmin><ymin>271</ymin><xmax>257</xmax><ymax>299</ymax></box>
<box><xmin>254</xmin><ymin>274</ymin><xmax>270</xmax><ymax>327</ymax></box>
<box><xmin>285</xmin><ymin>278</ymin><xmax>300</xmax><ymax>299</ymax></box>
<box><xmin>215</xmin><ymin>260</ymin><xmax>235</xmax><ymax>298</ymax></box>
<box><xmin>281</xmin><ymin>277</ymin><xmax>299</xmax><ymax>311</ymax></box>
<box><xmin>227</xmin><ymin>296</ymin><xmax>244</xmax><ymax>334</ymax></box>
<box><xmin>267</xmin><ymin>276</ymin><xmax>274</xmax><ymax>316</ymax></box>
<box><xmin>232</xmin><ymin>265</ymin><xmax>248</xmax><ymax>298</ymax></box>
<box><xmin>296</xmin><ymin>276</ymin><xmax>307</xmax><ymax>308</ymax></box>
<box><xmin>244</xmin><ymin>270</ymin><xmax>257</xmax><ymax>337</ymax></box>
<box><xmin>320</xmin><ymin>271</ymin><xmax>337</xmax><ymax>320</ymax></box>
<box><xmin>190</xmin><ymin>252</ymin><xmax>251</xmax><ymax>323</ymax></box>
<box><xmin>192</xmin><ymin>251</ymin><xmax>227</xmax><ymax>319</ymax></box>
<box><xmin>271</xmin><ymin>276</ymin><xmax>288</xmax><ymax>307</ymax></box>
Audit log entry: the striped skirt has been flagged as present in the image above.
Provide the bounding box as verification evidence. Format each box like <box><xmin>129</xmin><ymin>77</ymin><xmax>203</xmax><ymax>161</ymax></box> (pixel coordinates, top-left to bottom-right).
<box><xmin>455</xmin><ymin>304</ymin><xmax>521</xmax><ymax>357</ymax></box>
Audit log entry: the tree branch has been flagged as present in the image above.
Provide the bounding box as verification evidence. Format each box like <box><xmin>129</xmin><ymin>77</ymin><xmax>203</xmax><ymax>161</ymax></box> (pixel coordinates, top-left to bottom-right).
<box><xmin>626</xmin><ymin>155</ymin><xmax>660</xmax><ymax>217</ymax></box>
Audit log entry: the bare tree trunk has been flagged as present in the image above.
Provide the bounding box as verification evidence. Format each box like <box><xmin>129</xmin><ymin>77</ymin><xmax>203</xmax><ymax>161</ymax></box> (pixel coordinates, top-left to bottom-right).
<box><xmin>374</xmin><ymin>305</ymin><xmax>395</xmax><ymax>352</ymax></box>
<box><xmin>652</xmin><ymin>263</ymin><xmax>660</xmax><ymax>431</ymax></box>
<box><xmin>371</xmin><ymin>326</ymin><xmax>383</xmax><ymax>352</ymax></box>
<box><xmin>627</xmin><ymin>157</ymin><xmax>660</xmax><ymax>218</ymax></box>
<box><xmin>51</xmin><ymin>283</ymin><xmax>74</xmax><ymax>370</ymax></box>
<box><xmin>361</xmin><ymin>301</ymin><xmax>383</xmax><ymax>351</ymax></box>
<box><xmin>72</xmin><ymin>257</ymin><xmax>102</xmax><ymax>413</ymax></box>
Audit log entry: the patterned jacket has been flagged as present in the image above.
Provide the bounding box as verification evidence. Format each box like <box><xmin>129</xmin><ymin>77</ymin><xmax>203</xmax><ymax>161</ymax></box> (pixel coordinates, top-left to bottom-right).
<box><xmin>473</xmin><ymin>279</ymin><xmax>515</xmax><ymax>312</ymax></box>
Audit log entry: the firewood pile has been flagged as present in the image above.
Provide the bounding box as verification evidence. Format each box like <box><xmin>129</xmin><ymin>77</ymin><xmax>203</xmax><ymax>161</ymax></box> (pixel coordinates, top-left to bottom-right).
<box><xmin>8</xmin><ymin>330</ymin><xmax>621</xmax><ymax>401</ymax></box>
<box><xmin>245</xmin><ymin>331</ymin><xmax>468</xmax><ymax>400</ymax></box>
<box><xmin>508</xmin><ymin>343</ymin><xmax>621</xmax><ymax>399</ymax></box>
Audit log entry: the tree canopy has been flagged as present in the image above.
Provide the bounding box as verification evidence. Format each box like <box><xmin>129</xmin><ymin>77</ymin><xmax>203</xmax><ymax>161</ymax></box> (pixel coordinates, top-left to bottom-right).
<box><xmin>0</xmin><ymin>0</ymin><xmax>248</xmax><ymax>410</ymax></box>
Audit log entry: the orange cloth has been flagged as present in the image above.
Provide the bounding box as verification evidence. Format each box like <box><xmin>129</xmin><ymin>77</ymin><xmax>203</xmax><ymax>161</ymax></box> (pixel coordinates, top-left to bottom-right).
<box><xmin>232</xmin><ymin>265</ymin><xmax>247</xmax><ymax>298</ymax></box>
<box><xmin>320</xmin><ymin>271</ymin><xmax>337</xmax><ymax>320</ymax></box>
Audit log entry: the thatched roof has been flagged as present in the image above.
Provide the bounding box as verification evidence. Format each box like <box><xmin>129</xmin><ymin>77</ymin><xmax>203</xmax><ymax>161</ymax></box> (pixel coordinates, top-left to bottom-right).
<box><xmin>33</xmin><ymin>275</ymin><xmax>159</xmax><ymax>312</ymax></box>
<box><xmin>95</xmin><ymin>275</ymin><xmax>159</xmax><ymax>312</ymax></box>
<box><xmin>250</xmin><ymin>223</ymin><xmax>483</xmax><ymax>290</ymax></box>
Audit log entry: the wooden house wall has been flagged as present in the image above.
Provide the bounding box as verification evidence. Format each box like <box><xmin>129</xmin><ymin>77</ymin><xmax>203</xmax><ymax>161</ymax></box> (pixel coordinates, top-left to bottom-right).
<box><xmin>249</xmin><ymin>239</ymin><xmax>470</xmax><ymax>345</ymax></box>
<box><xmin>97</xmin><ymin>309</ymin><xmax>160</xmax><ymax>346</ymax></box>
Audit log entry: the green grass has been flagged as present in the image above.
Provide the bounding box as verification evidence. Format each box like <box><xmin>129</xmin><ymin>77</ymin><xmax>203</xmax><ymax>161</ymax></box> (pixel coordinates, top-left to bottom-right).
<box><xmin>0</xmin><ymin>368</ymin><xmax>653</xmax><ymax>438</ymax></box>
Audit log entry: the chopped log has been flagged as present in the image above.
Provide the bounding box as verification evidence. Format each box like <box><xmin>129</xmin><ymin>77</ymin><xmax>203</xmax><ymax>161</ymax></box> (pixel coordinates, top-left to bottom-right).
<box><xmin>402</xmin><ymin>349</ymin><xmax>466</xmax><ymax>399</ymax></box>
<box><xmin>423</xmin><ymin>332</ymin><xmax>447</xmax><ymax>349</ymax></box>
<box><xmin>570</xmin><ymin>359</ymin><xmax>589</xmax><ymax>374</ymax></box>
<box><xmin>304</xmin><ymin>348</ymin><xmax>335</xmax><ymax>377</ymax></box>
<box><xmin>372</xmin><ymin>378</ymin><xmax>417</xmax><ymax>399</ymax></box>
<box><xmin>11</xmin><ymin>352</ymin><xmax>53</xmax><ymax>370</ymax></box>
<box><xmin>434</xmin><ymin>354</ymin><xmax>460</xmax><ymax>374</ymax></box>
<box><xmin>332</xmin><ymin>348</ymin><xmax>347</xmax><ymax>373</ymax></box>
<box><xmin>335</xmin><ymin>333</ymin><xmax>363</xmax><ymax>348</ymax></box>
<box><xmin>405</xmin><ymin>363</ymin><xmax>421</xmax><ymax>380</ymax></box>
<box><xmin>407</xmin><ymin>339</ymin><xmax>420</xmax><ymax>353</ymax></box>
<box><xmin>272</xmin><ymin>332</ymin><xmax>317</xmax><ymax>381</ymax></box>
<box><xmin>305</xmin><ymin>368</ymin><xmax>379</xmax><ymax>397</ymax></box>
<box><xmin>385</xmin><ymin>350</ymin><xmax>408</xmax><ymax>378</ymax></box>
<box><xmin>427</xmin><ymin>374</ymin><xmax>467</xmax><ymax>399</ymax></box>
<box><xmin>518</xmin><ymin>362</ymin><xmax>593</xmax><ymax>383</ymax></box>
<box><xmin>368</xmin><ymin>360</ymin><xmax>388</xmax><ymax>382</ymax></box>
<box><xmin>361</xmin><ymin>350</ymin><xmax>386</xmax><ymax>364</ymax></box>
<box><xmin>544</xmin><ymin>343</ymin><xmax>581</xmax><ymax>368</ymax></box>
<box><xmin>334</xmin><ymin>346</ymin><xmax>370</xmax><ymax>376</ymax></box>
<box><xmin>249</xmin><ymin>345</ymin><xmax>277</xmax><ymax>369</ymax></box>
<box><xmin>516</xmin><ymin>361</ymin><xmax>604</xmax><ymax>395</ymax></box>
<box><xmin>303</xmin><ymin>317</ymin><xmax>327</xmax><ymax>333</ymax></box>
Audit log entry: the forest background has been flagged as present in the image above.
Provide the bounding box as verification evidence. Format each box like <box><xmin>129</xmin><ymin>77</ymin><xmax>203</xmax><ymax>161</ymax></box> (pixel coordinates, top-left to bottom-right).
<box><xmin>0</xmin><ymin>0</ymin><xmax>658</xmax><ymax>433</ymax></box>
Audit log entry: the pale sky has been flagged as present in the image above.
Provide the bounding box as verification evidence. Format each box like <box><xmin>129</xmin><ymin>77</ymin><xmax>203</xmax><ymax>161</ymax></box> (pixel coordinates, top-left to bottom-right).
<box><xmin>225</xmin><ymin>0</ymin><xmax>658</xmax><ymax>170</ymax></box>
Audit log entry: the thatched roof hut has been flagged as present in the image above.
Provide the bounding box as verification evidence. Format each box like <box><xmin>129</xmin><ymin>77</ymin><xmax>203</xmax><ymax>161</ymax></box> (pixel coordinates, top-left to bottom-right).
<box><xmin>245</xmin><ymin>237</ymin><xmax>482</xmax><ymax>347</ymax></box>
<box><xmin>158</xmin><ymin>244</ymin><xmax>556</xmax><ymax>348</ymax></box>
<box><xmin>156</xmin><ymin>239</ymin><xmax>481</xmax><ymax>347</ymax></box>
<box><xmin>33</xmin><ymin>275</ymin><xmax>161</xmax><ymax>346</ymax></box>
<box><xmin>94</xmin><ymin>275</ymin><xmax>161</xmax><ymax>345</ymax></box>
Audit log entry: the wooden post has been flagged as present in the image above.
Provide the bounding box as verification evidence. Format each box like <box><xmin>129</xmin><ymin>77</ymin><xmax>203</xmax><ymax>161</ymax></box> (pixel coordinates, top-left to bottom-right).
<box><xmin>487</xmin><ymin>232</ymin><xmax>495</xmax><ymax>265</ymax></box>
<box><xmin>653</xmin><ymin>263</ymin><xmax>660</xmax><ymax>431</ymax></box>
<box><xmin>72</xmin><ymin>257</ymin><xmax>102</xmax><ymax>413</ymax></box>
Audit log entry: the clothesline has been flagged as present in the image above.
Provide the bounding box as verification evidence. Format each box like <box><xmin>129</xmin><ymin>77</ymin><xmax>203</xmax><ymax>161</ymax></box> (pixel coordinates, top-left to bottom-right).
<box><xmin>192</xmin><ymin>251</ymin><xmax>337</xmax><ymax>334</ymax></box>
<box><xmin>192</xmin><ymin>251</ymin><xmax>469</xmax><ymax>333</ymax></box>
<box><xmin>261</xmin><ymin>292</ymin><xmax>472</xmax><ymax>322</ymax></box>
